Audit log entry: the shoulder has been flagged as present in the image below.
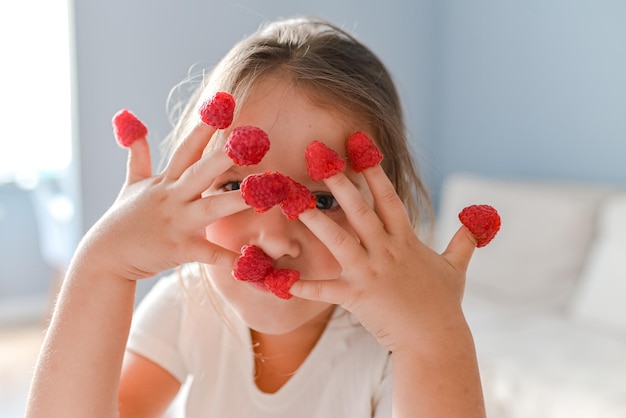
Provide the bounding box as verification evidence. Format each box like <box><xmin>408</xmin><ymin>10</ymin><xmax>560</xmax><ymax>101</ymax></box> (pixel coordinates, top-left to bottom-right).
<box><xmin>326</xmin><ymin>308</ymin><xmax>392</xmax><ymax>378</ymax></box>
<box><xmin>129</xmin><ymin>264</ymin><xmax>220</xmax><ymax>348</ymax></box>
<box><xmin>330</xmin><ymin>308</ymin><xmax>389</xmax><ymax>352</ymax></box>
<box><xmin>134</xmin><ymin>264</ymin><xmax>207</xmax><ymax>312</ymax></box>
<box><xmin>127</xmin><ymin>264</ymin><xmax>228</xmax><ymax>382</ymax></box>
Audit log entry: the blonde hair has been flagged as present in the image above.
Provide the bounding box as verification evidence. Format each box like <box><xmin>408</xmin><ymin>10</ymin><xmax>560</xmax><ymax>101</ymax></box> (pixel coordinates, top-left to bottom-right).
<box><xmin>164</xmin><ymin>15</ymin><xmax>432</xmax><ymax>228</ymax></box>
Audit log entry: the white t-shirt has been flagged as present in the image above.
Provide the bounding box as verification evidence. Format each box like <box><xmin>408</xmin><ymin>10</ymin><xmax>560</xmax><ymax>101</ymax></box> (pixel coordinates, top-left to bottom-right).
<box><xmin>127</xmin><ymin>270</ymin><xmax>392</xmax><ymax>417</ymax></box>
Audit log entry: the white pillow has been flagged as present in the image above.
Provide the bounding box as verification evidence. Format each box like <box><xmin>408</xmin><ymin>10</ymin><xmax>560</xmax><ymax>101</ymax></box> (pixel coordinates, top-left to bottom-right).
<box><xmin>435</xmin><ymin>173</ymin><xmax>612</xmax><ymax>310</ymax></box>
<box><xmin>571</xmin><ymin>193</ymin><xmax>626</xmax><ymax>333</ymax></box>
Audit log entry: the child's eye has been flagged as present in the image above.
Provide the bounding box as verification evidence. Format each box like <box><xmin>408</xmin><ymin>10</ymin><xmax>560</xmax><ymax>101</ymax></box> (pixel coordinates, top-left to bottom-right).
<box><xmin>314</xmin><ymin>193</ymin><xmax>339</xmax><ymax>211</ymax></box>
<box><xmin>222</xmin><ymin>181</ymin><xmax>242</xmax><ymax>192</ymax></box>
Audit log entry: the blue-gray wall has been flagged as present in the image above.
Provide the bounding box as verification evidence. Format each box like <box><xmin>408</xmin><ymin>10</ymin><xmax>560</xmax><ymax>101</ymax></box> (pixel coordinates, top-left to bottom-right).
<box><xmin>429</xmin><ymin>0</ymin><xmax>626</xmax><ymax>202</ymax></box>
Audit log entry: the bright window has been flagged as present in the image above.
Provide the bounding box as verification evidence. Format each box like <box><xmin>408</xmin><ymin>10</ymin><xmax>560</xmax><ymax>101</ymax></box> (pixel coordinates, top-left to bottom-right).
<box><xmin>0</xmin><ymin>0</ymin><xmax>72</xmax><ymax>181</ymax></box>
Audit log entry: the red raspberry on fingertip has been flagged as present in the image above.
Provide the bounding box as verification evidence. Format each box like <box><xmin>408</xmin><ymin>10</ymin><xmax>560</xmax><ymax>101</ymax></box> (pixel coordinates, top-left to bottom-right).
<box><xmin>347</xmin><ymin>131</ymin><xmax>383</xmax><ymax>172</ymax></box>
<box><xmin>305</xmin><ymin>140</ymin><xmax>346</xmax><ymax>181</ymax></box>
<box><xmin>112</xmin><ymin>109</ymin><xmax>148</xmax><ymax>148</ymax></box>
<box><xmin>233</xmin><ymin>245</ymin><xmax>274</xmax><ymax>282</ymax></box>
<box><xmin>199</xmin><ymin>91</ymin><xmax>235</xmax><ymax>129</ymax></box>
<box><xmin>225</xmin><ymin>126</ymin><xmax>271</xmax><ymax>166</ymax></box>
<box><xmin>458</xmin><ymin>204</ymin><xmax>501</xmax><ymax>248</ymax></box>
<box><xmin>264</xmin><ymin>268</ymin><xmax>300</xmax><ymax>299</ymax></box>
<box><xmin>240</xmin><ymin>172</ymin><xmax>315</xmax><ymax>219</ymax></box>
<box><xmin>279</xmin><ymin>176</ymin><xmax>317</xmax><ymax>220</ymax></box>
<box><xmin>231</xmin><ymin>243</ymin><xmax>302</xmax><ymax>300</ymax></box>
<box><xmin>241</xmin><ymin>171</ymin><xmax>289</xmax><ymax>213</ymax></box>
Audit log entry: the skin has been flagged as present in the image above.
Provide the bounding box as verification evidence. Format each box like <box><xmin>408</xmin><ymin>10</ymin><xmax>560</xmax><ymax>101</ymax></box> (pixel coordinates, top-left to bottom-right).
<box><xmin>25</xmin><ymin>76</ymin><xmax>486</xmax><ymax>417</ymax></box>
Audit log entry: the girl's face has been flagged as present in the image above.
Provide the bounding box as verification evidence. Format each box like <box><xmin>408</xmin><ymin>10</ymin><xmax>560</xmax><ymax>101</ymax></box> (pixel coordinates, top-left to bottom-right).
<box><xmin>203</xmin><ymin>76</ymin><xmax>374</xmax><ymax>335</ymax></box>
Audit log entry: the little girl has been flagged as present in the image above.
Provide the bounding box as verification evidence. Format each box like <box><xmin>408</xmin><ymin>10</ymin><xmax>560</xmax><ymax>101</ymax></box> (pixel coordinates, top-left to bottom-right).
<box><xmin>27</xmin><ymin>16</ymin><xmax>486</xmax><ymax>417</ymax></box>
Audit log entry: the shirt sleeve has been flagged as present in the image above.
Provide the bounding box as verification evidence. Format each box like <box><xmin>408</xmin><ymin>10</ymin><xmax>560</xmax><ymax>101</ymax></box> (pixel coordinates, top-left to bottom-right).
<box><xmin>126</xmin><ymin>274</ymin><xmax>188</xmax><ymax>383</ymax></box>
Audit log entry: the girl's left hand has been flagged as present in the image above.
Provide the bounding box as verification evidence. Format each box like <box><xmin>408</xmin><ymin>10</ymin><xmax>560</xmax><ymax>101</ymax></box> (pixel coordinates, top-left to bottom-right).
<box><xmin>289</xmin><ymin>165</ymin><xmax>478</xmax><ymax>352</ymax></box>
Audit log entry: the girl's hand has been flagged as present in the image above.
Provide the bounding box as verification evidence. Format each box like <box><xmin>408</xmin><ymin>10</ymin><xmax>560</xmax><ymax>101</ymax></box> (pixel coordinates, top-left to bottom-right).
<box><xmin>289</xmin><ymin>165</ymin><xmax>478</xmax><ymax>352</ymax></box>
<box><xmin>80</xmin><ymin>123</ymin><xmax>248</xmax><ymax>281</ymax></box>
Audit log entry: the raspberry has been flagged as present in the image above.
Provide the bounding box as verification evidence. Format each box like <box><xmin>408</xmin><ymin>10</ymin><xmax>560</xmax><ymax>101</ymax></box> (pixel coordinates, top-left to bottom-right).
<box><xmin>279</xmin><ymin>176</ymin><xmax>316</xmax><ymax>220</ymax></box>
<box><xmin>305</xmin><ymin>140</ymin><xmax>346</xmax><ymax>181</ymax></box>
<box><xmin>233</xmin><ymin>245</ymin><xmax>274</xmax><ymax>282</ymax></box>
<box><xmin>241</xmin><ymin>172</ymin><xmax>289</xmax><ymax>213</ymax></box>
<box><xmin>225</xmin><ymin>126</ymin><xmax>270</xmax><ymax>166</ymax></box>
<box><xmin>458</xmin><ymin>204</ymin><xmax>501</xmax><ymax>248</ymax></box>
<box><xmin>240</xmin><ymin>171</ymin><xmax>315</xmax><ymax>219</ymax></box>
<box><xmin>264</xmin><ymin>268</ymin><xmax>300</xmax><ymax>299</ymax></box>
<box><xmin>199</xmin><ymin>91</ymin><xmax>235</xmax><ymax>129</ymax></box>
<box><xmin>347</xmin><ymin>131</ymin><xmax>383</xmax><ymax>172</ymax></box>
<box><xmin>112</xmin><ymin>109</ymin><xmax>148</xmax><ymax>148</ymax></box>
<box><xmin>231</xmin><ymin>245</ymin><xmax>301</xmax><ymax>299</ymax></box>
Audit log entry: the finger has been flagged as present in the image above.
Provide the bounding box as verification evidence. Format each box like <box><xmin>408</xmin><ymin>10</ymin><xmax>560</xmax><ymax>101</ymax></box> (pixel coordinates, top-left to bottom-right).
<box><xmin>176</xmin><ymin>144</ymin><xmax>234</xmax><ymax>198</ymax></box>
<box><xmin>186</xmin><ymin>237</ymin><xmax>240</xmax><ymax>268</ymax></box>
<box><xmin>323</xmin><ymin>172</ymin><xmax>385</xmax><ymax>244</ymax></box>
<box><xmin>298</xmin><ymin>208</ymin><xmax>363</xmax><ymax>270</ymax></box>
<box><xmin>441</xmin><ymin>225</ymin><xmax>477</xmax><ymax>273</ymax></box>
<box><xmin>126</xmin><ymin>137</ymin><xmax>152</xmax><ymax>184</ymax></box>
<box><xmin>361</xmin><ymin>165</ymin><xmax>413</xmax><ymax>235</ymax></box>
<box><xmin>183</xmin><ymin>192</ymin><xmax>248</xmax><ymax>228</ymax></box>
<box><xmin>164</xmin><ymin>122</ymin><xmax>217</xmax><ymax>179</ymax></box>
<box><xmin>288</xmin><ymin>279</ymin><xmax>350</xmax><ymax>305</ymax></box>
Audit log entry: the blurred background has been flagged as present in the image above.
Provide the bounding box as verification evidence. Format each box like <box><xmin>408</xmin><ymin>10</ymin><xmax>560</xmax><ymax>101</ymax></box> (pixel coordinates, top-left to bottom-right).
<box><xmin>1</xmin><ymin>0</ymin><xmax>624</xmax><ymax>416</ymax></box>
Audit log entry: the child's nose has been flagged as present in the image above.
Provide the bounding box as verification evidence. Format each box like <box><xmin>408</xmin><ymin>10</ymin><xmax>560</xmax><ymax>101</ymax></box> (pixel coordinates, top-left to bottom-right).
<box><xmin>248</xmin><ymin>206</ymin><xmax>302</xmax><ymax>260</ymax></box>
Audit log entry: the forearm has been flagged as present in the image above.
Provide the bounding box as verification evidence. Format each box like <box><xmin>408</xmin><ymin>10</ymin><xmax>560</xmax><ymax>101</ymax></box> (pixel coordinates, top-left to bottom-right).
<box><xmin>26</xmin><ymin>250</ymin><xmax>137</xmax><ymax>418</ymax></box>
<box><xmin>391</xmin><ymin>320</ymin><xmax>486</xmax><ymax>418</ymax></box>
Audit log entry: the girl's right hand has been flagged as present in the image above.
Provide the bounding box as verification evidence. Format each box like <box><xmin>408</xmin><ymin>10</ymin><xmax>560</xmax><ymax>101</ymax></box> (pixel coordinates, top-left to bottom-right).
<box><xmin>79</xmin><ymin>122</ymin><xmax>248</xmax><ymax>281</ymax></box>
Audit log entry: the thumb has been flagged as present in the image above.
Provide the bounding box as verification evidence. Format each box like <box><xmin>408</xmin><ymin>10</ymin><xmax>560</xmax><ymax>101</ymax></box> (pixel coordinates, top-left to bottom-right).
<box><xmin>441</xmin><ymin>225</ymin><xmax>477</xmax><ymax>273</ymax></box>
<box><xmin>126</xmin><ymin>137</ymin><xmax>152</xmax><ymax>184</ymax></box>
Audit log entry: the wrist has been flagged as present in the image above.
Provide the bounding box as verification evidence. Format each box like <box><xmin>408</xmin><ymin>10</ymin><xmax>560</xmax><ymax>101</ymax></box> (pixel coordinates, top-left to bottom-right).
<box><xmin>386</xmin><ymin>309</ymin><xmax>473</xmax><ymax>354</ymax></box>
<box><xmin>392</xmin><ymin>324</ymin><xmax>475</xmax><ymax>355</ymax></box>
<box><xmin>71</xmin><ymin>229</ymin><xmax>145</xmax><ymax>283</ymax></box>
